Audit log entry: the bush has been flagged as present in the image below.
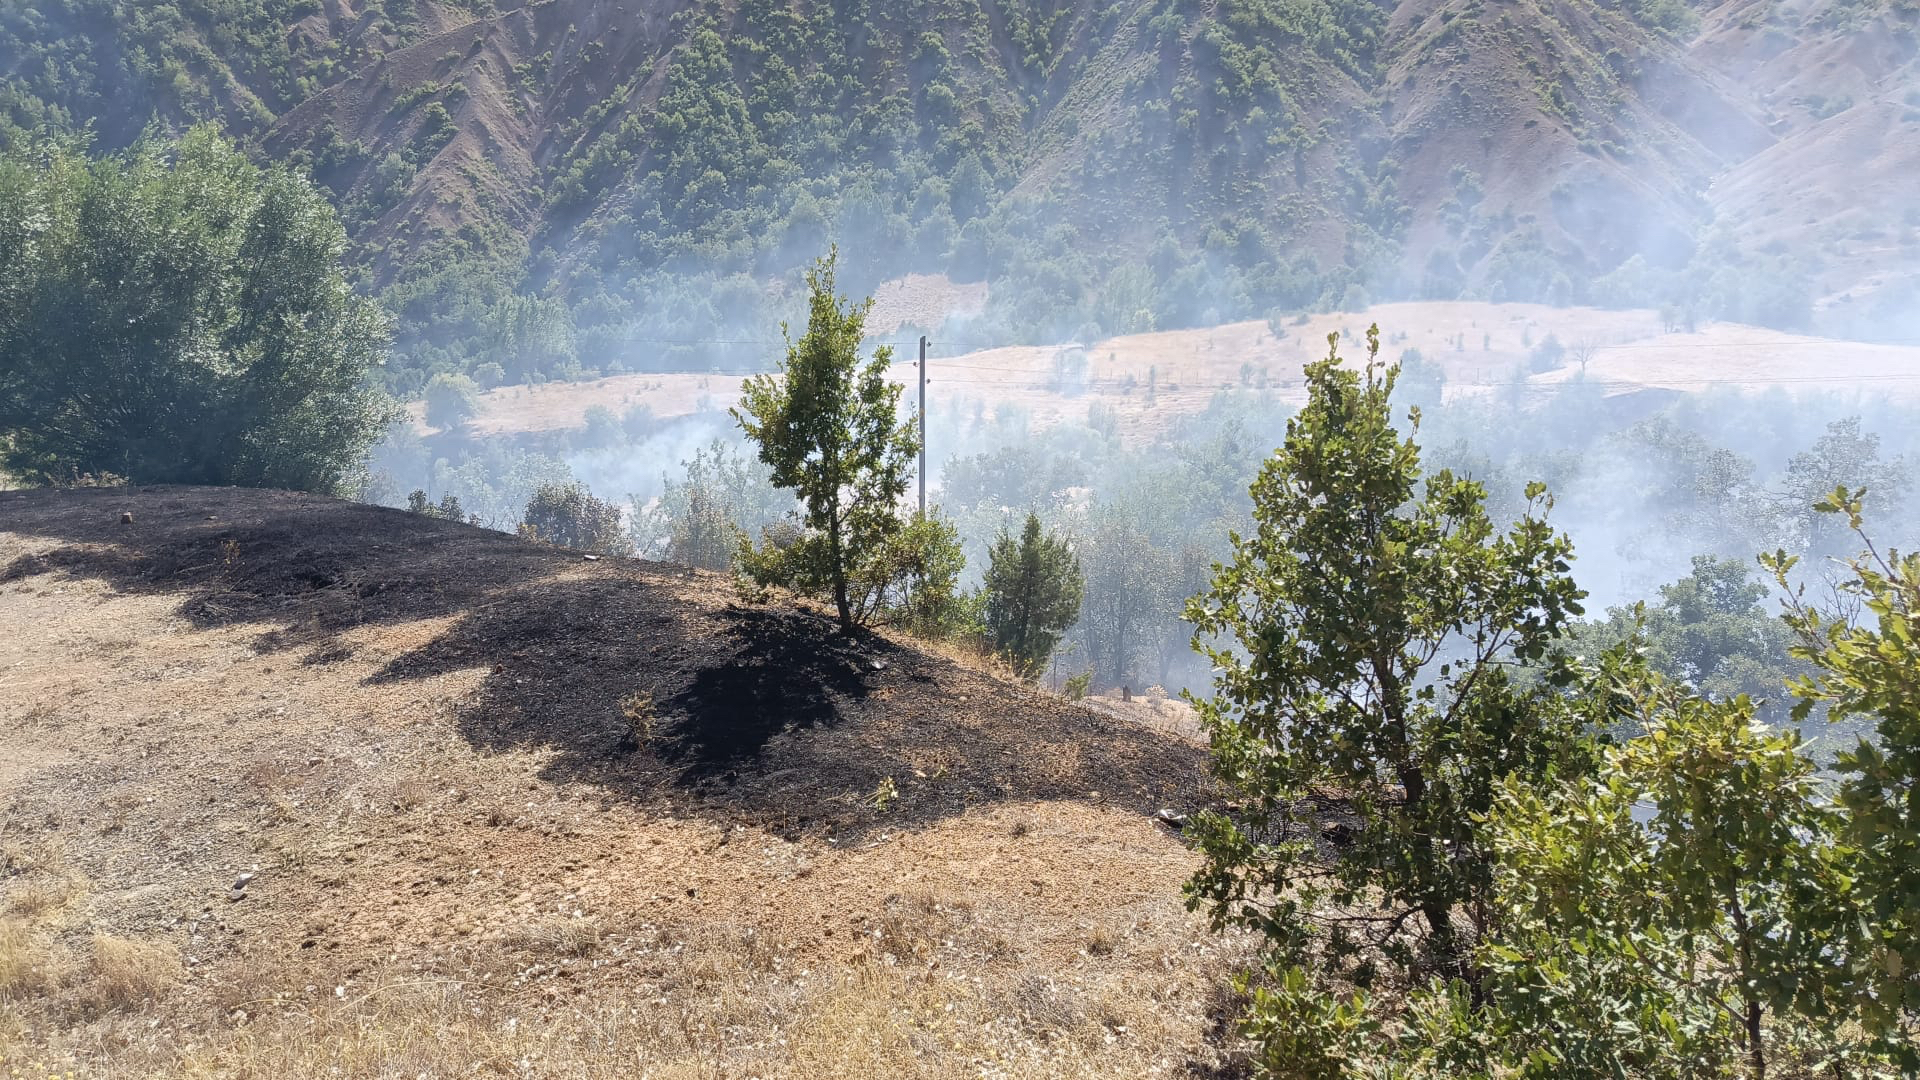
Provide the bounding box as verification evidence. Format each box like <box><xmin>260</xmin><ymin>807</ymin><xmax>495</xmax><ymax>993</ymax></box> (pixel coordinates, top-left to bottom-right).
<box><xmin>520</xmin><ymin>482</ymin><xmax>633</xmax><ymax>556</ymax></box>
<box><xmin>1528</xmin><ymin>333</ymin><xmax>1566</xmax><ymax>373</ymax></box>
<box><xmin>0</xmin><ymin>128</ymin><xmax>393</xmax><ymax>492</ymax></box>
<box><xmin>423</xmin><ymin>373</ymin><xmax>481</xmax><ymax>430</ymax></box>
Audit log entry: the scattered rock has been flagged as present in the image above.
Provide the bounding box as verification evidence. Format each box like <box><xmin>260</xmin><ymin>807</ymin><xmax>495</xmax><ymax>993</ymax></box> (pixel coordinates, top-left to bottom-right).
<box><xmin>1155</xmin><ymin>808</ymin><xmax>1187</xmax><ymax>828</ymax></box>
<box><xmin>227</xmin><ymin>888</ymin><xmax>246</xmax><ymax>902</ymax></box>
<box><xmin>233</xmin><ymin>872</ymin><xmax>255</xmax><ymax>890</ymax></box>
<box><xmin>120</xmin><ymin>511</ymin><xmax>134</xmax><ymax>524</ymax></box>
<box><xmin>869</xmin><ymin>659</ymin><xmax>888</xmax><ymax>672</ymax></box>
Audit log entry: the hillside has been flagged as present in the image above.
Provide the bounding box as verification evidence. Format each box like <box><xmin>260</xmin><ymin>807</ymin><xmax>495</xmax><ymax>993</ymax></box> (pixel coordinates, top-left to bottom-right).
<box><xmin>0</xmin><ymin>486</ymin><xmax>1243</xmax><ymax>1075</ymax></box>
<box><xmin>6</xmin><ymin>0</ymin><xmax>1919</xmax><ymax>388</ymax></box>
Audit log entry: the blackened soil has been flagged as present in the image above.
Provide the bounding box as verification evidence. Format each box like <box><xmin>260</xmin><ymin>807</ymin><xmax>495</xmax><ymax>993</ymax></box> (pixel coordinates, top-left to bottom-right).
<box><xmin>1</xmin><ymin>485</ymin><xmax>1212</xmax><ymax>839</ymax></box>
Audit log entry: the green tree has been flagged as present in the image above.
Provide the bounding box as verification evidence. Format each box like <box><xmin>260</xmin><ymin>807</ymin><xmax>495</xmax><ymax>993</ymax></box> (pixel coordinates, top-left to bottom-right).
<box><xmin>1079</xmin><ymin>506</ymin><xmax>1170</xmax><ymax>688</ymax></box>
<box><xmin>984</xmin><ymin>512</ymin><xmax>1084</xmax><ymax>676</ymax></box>
<box><xmin>1480</xmin><ymin>679</ymin><xmax>1852</xmax><ymax>1078</ymax></box>
<box><xmin>1773</xmin><ymin>419</ymin><xmax>1909</xmax><ymax>560</ymax></box>
<box><xmin>483</xmin><ymin>294</ymin><xmax>576</xmax><ymax>383</ymax></box>
<box><xmin>636</xmin><ymin>439</ymin><xmax>789</xmax><ymax>571</ymax></box>
<box><xmin>733</xmin><ymin>250</ymin><xmax>919</xmax><ymax>630</ymax></box>
<box><xmin>1184</xmin><ymin>327</ymin><xmax>1595</xmax><ymax>986</ymax></box>
<box><xmin>1569</xmin><ymin>555</ymin><xmax>1805</xmax><ymax>732</ymax></box>
<box><xmin>423</xmin><ymin>372</ymin><xmax>480</xmax><ymax>430</ymax></box>
<box><xmin>860</xmin><ymin>511</ymin><xmax>970</xmax><ymax>638</ymax></box>
<box><xmin>0</xmin><ymin>127</ymin><xmax>392</xmax><ymax>492</ymax></box>
<box><xmin>1769</xmin><ymin>491</ymin><xmax>1920</xmax><ymax>1061</ymax></box>
<box><xmin>520</xmin><ymin>481</ymin><xmax>633</xmax><ymax>556</ymax></box>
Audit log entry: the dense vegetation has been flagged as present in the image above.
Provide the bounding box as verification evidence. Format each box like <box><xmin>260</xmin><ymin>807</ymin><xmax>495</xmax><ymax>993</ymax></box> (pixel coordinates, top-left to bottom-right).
<box><xmin>0</xmin><ymin>127</ymin><xmax>391</xmax><ymax>492</ymax></box>
<box><xmin>6</xmin><ymin>0</ymin><xmax>1872</xmax><ymax>396</ymax></box>
<box><xmin>1183</xmin><ymin>339</ymin><xmax>1920</xmax><ymax>1073</ymax></box>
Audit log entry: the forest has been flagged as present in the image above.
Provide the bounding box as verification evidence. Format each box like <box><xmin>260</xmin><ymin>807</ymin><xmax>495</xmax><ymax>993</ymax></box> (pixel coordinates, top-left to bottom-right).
<box><xmin>3</xmin><ymin>0</ymin><xmax>1882</xmax><ymax>395</ymax></box>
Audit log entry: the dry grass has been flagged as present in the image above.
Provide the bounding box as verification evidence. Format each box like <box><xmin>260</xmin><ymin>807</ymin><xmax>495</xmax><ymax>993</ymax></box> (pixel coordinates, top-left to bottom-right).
<box><xmin>1086</xmin><ymin>924</ymin><xmax>1120</xmax><ymax>957</ymax></box>
<box><xmin>4</xmin><ymin>877</ymin><xmax>76</xmax><ymax>919</ymax></box>
<box><xmin>504</xmin><ymin>913</ymin><xmax>606</xmax><ymax>960</ymax></box>
<box><xmin>81</xmin><ymin>935</ymin><xmax>180</xmax><ymax>1012</ymax></box>
<box><xmin>0</xmin><ymin>491</ymin><xmax>1250</xmax><ymax>1076</ymax></box>
<box><xmin>0</xmin><ymin>919</ymin><xmax>55</xmax><ymax>998</ymax></box>
<box><xmin>150</xmin><ymin>956</ymin><xmax>1234</xmax><ymax>1079</ymax></box>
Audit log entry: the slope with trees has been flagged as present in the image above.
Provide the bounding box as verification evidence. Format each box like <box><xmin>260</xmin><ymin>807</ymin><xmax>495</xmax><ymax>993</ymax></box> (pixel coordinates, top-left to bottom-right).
<box><xmin>11</xmin><ymin>0</ymin><xmax>1903</xmax><ymax>394</ymax></box>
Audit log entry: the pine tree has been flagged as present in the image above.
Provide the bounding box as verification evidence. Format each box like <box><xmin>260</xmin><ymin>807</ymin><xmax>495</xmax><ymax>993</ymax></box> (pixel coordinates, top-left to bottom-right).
<box><xmin>984</xmin><ymin>513</ymin><xmax>1084</xmax><ymax>676</ymax></box>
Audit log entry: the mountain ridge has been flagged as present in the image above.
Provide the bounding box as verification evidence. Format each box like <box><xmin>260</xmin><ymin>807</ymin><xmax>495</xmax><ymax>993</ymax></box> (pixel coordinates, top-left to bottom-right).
<box><xmin>5</xmin><ymin>0</ymin><xmax>1918</xmax><ymax>383</ymax></box>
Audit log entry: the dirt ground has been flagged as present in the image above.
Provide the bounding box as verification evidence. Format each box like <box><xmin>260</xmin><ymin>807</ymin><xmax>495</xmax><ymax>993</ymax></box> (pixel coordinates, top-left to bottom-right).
<box><xmin>0</xmin><ymin>486</ymin><xmax>1250</xmax><ymax>1078</ymax></box>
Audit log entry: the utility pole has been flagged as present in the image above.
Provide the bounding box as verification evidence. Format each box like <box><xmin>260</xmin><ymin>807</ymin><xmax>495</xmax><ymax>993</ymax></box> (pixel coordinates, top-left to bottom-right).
<box><xmin>918</xmin><ymin>335</ymin><xmax>928</xmax><ymax>518</ymax></box>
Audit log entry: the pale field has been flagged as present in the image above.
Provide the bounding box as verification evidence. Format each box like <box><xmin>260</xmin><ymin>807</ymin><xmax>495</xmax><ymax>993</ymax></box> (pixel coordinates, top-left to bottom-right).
<box><xmin>429</xmin><ymin>301</ymin><xmax>1920</xmax><ymax>444</ymax></box>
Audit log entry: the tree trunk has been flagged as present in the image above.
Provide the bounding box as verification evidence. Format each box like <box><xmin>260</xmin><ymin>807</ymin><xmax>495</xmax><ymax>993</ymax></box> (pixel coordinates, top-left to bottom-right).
<box><xmin>828</xmin><ymin>502</ymin><xmax>851</xmax><ymax>630</ymax></box>
<box><xmin>1730</xmin><ymin>899</ymin><xmax>1766</xmax><ymax>1080</ymax></box>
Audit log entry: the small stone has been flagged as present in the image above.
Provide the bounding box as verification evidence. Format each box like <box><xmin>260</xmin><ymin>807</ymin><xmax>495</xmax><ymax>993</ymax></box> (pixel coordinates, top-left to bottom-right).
<box><xmin>870</xmin><ymin>659</ymin><xmax>888</xmax><ymax>672</ymax></box>
<box><xmin>233</xmin><ymin>872</ymin><xmax>255</xmax><ymax>889</ymax></box>
<box><xmin>1156</xmin><ymin>808</ymin><xmax>1188</xmax><ymax>828</ymax></box>
<box><xmin>120</xmin><ymin>511</ymin><xmax>134</xmax><ymax>524</ymax></box>
<box><xmin>227</xmin><ymin>888</ymin><xmax>246</xmax><ymax>902</ymax></box>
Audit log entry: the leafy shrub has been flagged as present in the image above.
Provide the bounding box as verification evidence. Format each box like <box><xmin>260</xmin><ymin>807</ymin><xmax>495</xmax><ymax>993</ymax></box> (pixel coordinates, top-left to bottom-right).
<box><xmin>0</xmin><ymin>128</ymin><xmax>393</xmax><ymax>492</ymax></box>
<box><xmin>423</xmin><ymin>373</ymin><xmax>480</xmax><ymax>430</ymax></box>
<box><xmin>520</xmin><ymin>482</ymin><xmax>633</xmax><ymax>556</ymax></box>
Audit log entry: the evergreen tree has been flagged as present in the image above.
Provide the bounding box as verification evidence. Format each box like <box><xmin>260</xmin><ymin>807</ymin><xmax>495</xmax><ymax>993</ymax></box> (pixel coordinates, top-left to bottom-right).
<box><xmin>984</xmin><ymin>512</ymin><xmax>1084</xmax><ymax>676</ymax></box>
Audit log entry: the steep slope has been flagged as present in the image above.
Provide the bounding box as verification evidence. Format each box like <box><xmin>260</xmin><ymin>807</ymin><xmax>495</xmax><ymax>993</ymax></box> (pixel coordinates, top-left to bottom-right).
<box><xmin>1693</xmin><ymin>0</ymin><xmax>1920</xmax><ymax>335</ymax></box>
<box><xmin>1382</xmin><ymin>0</ymin><xmax>1770</xmax><ymax>296</ymax></box>
<box><xmin>0</xmin><ymin>0</ymin><xmax>491</xmax><ymax>144</ymax></box>
<box><xmin>251</xmin><ymin>0</ymin><xmax>1751</xmax><ymax>375</ymax></box>
<box><xmin>6</xmin><ymin>0</ymin><xmax>1917</xmax><ymax>375</ymax></box>
<box><xmin>0</xmin><ymin>485</ymin><xmax>1240</xmax><ymax>1074</ymax></box>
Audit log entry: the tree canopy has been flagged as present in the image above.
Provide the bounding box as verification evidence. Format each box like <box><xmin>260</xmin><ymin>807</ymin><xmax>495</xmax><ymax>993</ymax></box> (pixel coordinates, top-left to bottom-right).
<box><xmin>0</xmin><ymin>127</ymin><xmax>392</xmax><ymax>492</ymax></box>
<box><xmin>733</xmin><ymin>249</ymin><xmax>919</xmax><ymax>630</ymax></box>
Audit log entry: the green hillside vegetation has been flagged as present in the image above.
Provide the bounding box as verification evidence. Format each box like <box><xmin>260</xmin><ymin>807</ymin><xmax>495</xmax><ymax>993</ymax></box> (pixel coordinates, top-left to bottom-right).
<box><xmin>8</xmin><ymin>0</ymin><xmax>1906</xmax><ymax>394</ymax></box>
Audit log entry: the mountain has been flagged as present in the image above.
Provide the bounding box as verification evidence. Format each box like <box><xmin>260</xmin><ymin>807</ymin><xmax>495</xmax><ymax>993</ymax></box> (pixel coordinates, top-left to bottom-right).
<box><xmin>4</xmin><ymin>0</ymin><xmax>1917</xmax><ymax>387</ymax></box>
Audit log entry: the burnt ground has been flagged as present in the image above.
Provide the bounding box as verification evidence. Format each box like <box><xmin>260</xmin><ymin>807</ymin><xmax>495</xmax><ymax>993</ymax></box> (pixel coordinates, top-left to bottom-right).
<box><xmin>0</xmin><ymin>485</ymin><xmax>1249</xmax><ymax>1078</ymax></box>
<box><xmin>0</xmin><ymin>485</ymin><xmax>1210</xmax><ymax>841</ymax></box>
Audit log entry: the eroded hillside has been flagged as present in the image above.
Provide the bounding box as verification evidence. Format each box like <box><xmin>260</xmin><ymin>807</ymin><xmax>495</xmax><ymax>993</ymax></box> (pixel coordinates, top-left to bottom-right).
<box><xmin>7</xmin><ymin>0</ymin><xmax>1918</xmax><ymax>368</ymax></box>
<box><xmin>0</xmin><ymin>486</ymin><xmax>1242</xmax><ymax>1076</ymax></box>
